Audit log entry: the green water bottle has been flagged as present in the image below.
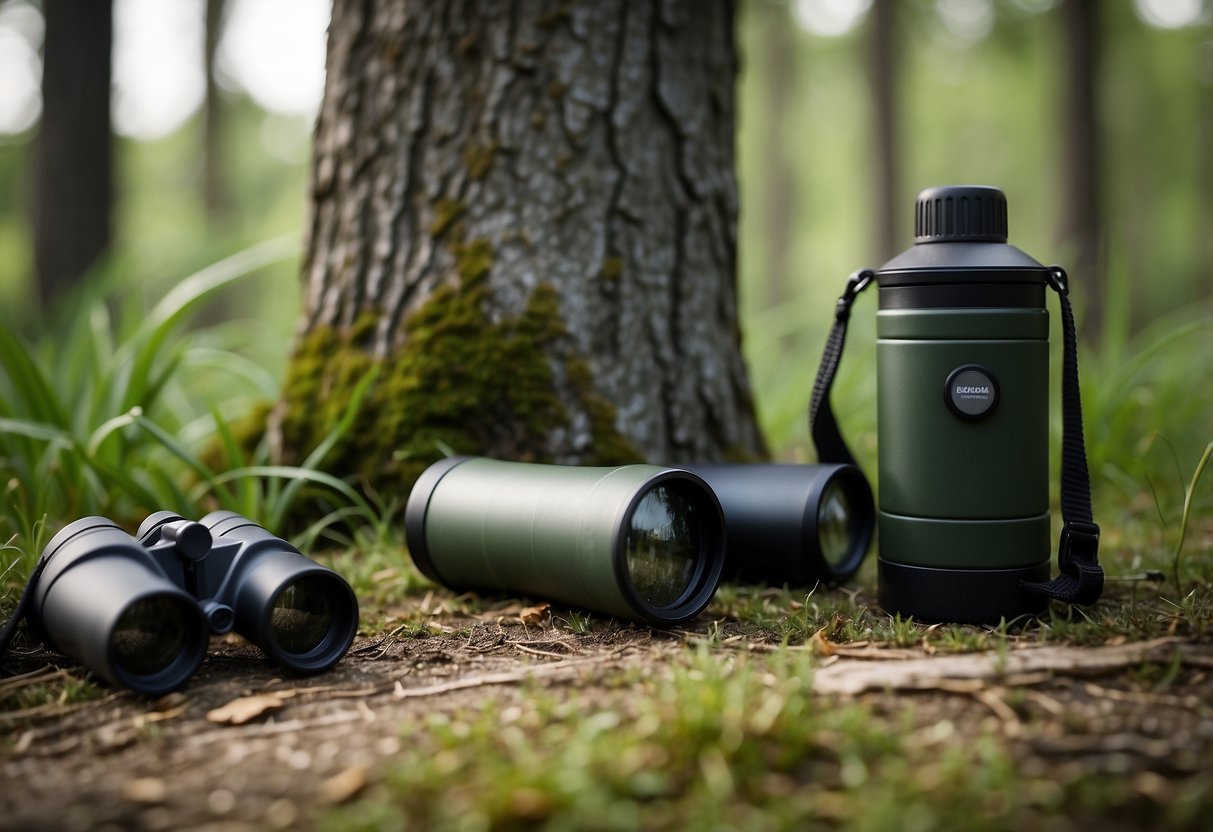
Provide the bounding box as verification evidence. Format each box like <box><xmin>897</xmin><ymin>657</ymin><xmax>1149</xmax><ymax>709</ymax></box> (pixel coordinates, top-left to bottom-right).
<box><xmin>813</xmin><ymin>185</ymin><xmax>1103</xmax><ymax>623</ymax></box>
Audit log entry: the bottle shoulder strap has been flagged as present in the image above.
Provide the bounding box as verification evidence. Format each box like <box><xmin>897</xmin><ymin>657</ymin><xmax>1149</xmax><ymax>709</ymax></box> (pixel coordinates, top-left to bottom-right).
<box><xmin>1020</xmin><ymin>267</ymin><xmax>1103</xmax><ymax>604</ymax></box>
<box><xmin>808</xmin><ymin>265</ymin><xmax>1103</xmax><ymax>607</ymax></box>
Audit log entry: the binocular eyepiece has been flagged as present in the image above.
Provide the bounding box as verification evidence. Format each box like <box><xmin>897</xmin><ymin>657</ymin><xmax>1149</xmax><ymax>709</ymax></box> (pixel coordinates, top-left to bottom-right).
<box><xmin>29</xmin><ymin>511</ymin><xmax>359</xmax><ymax>696</ymax></box>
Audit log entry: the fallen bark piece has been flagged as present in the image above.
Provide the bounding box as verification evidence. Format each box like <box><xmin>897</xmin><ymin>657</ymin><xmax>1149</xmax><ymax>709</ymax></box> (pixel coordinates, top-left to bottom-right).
<box><xmin>812</xmin><ymin>637</ymin><xmax>1193</xmax><ymax>695</ymax></box>
<box><xmin>319</xmin><ymin>766</ymin><xmax>371</xmax><ymax>804</ymax></box>
<box><xmin>122</xmin><ymin>777</ymin><xmax>168</xmax><ymax>804</ymax></box>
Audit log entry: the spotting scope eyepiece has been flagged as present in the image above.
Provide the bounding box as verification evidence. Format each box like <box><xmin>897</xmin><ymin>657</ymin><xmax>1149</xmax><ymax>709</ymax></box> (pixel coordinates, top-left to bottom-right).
<box><xmin>682</xmin><ymin>463</ymin><xmax>875</xmax><ymax>586</ymax></box>
<box><xmin>405</xmin><ymin>457</ymin><xmax>728</xmax><ymax>626</ymax></box>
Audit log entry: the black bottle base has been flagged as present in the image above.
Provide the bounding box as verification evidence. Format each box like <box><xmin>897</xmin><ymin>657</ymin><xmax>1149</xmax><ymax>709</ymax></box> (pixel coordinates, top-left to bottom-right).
<box><xmin>877</xmin><ymin>558</ymin><xmax>1051</xmax><ymax>625</ymax></box>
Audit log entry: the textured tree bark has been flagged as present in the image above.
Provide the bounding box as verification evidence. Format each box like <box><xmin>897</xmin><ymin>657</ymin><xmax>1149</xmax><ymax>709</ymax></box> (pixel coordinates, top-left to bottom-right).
<box><xmin>33</xmin><ymin>0</ymin><xmax>113</xmax><ymax>310</ymax></box>
<box><xmin>271</xmin><ymin>0</ymin><xmax>766</xmax><ymax>486</ymax></box>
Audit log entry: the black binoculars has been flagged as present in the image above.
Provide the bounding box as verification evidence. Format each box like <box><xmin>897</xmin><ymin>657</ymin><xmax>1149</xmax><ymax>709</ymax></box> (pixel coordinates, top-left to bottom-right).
<box><xmin>28</xmin><ymin>511</ymin><xmax>358</xmax><ymax>695</ymax></box>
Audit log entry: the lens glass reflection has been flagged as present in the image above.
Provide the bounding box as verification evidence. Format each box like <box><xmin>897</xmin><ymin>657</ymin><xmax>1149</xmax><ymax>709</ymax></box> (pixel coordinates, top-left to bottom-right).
<box><xmin>271</xmin><ymin>575</ymin><xmax>335</xmax><ymax>654</ymax></box>
<box><xmin>817</xmin><ymin>478</ymin><xmax>859</xmax><ymax>569</ymax></box>
<box><xmin>110</xmin><ymin>595</ymin><xmax>192</xmax><ymax>677</ymax></box>
<box><xmin>624</xmin><ymin>483</ymin><xmax>702</xmax><ymax>609</ymax></box>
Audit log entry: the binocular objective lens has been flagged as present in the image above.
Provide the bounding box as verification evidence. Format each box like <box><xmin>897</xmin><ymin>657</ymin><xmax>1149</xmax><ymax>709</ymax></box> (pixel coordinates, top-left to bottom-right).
<box><xmin>110</xmin><ymin>595</ymin><xmax>193</xmax><ymax>677</ymax></box>
<box><xmin>817</xmin><ymin>479</ymin><xmax>858</xmax><ymax>569</ymax></box>
<box><xmin>271</xmin><ymin>575</ymin><xmax>336</xmax><ymax>655</ymax></box>
<box><xmin>624</xmin><ymin>483</ymin><xmax>702</xmax><ymax>609</ymax></box>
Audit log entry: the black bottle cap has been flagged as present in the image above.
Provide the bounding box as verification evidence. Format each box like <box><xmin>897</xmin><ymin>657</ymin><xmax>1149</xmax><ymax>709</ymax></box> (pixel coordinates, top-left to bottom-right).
<box><xmin>915</xmin><ymin>185</ymin><xmax>1008</xmax><ymax>243</ymax></box>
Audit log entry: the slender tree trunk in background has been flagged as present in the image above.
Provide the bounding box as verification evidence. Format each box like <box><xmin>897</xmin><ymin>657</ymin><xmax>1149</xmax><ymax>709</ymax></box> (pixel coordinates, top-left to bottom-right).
<box><xmin>760</xmin><ymin>0</ymin><xmax>794</xmax><ymax>307</ymax></box>
<box><xmin>1059</xmin><ymin>0</ymin><xmax>1102</xmax><ymax>339</ymax></box>
<box><xmin>270</xmin><ymin>0</ymin><xmax>766</xmax><ymax>489</ymax></box>
<box><xmin>868</xmin><ymin>0</ymin><xmax>897</xmax><ymax>263</ymax></box>
<box><xmin>203</xmin><ymin>0</ymin><xmax>229</xmax><ymax>223</ymax></box>
<box><xmin>33</xmin><ymin>0</ymin><xmax>113</xmax><ymax>309</ymax></box>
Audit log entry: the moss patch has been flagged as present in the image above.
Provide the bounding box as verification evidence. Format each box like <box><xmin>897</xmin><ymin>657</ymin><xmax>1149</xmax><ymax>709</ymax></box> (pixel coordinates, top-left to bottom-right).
<box><xmin>598</xmin><ymin>256</ymin><xmax>624</xmax><ymax>281</ymax></box>
<box><xmin>276</xmin><ymin>244</ymin><xmax>638</xmax><ymax>493</ymax></box>
<box><xmin>429</xmin><ymin>199</ymin><xmax>465</xmax><ymax>237</ymax></box>
<box><xmin>462</xmin><ymin>142</ymin><xmax>498</xmax><ymax>181</ymax></box>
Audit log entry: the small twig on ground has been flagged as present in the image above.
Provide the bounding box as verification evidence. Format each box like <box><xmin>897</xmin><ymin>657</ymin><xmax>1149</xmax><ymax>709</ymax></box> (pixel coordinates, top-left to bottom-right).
<box><xmin>392</xmin><ymin>649</ymin><xmax>628</xmax><ymax>701</ymax></box>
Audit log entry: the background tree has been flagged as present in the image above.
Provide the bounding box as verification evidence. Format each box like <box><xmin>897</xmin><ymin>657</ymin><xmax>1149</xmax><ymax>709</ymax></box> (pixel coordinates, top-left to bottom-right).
<box><xmin>32</xmin><ymin>0</ymin><xmax>113</xmax><ymax>310</ymax></box>
<box><xmin>203</xmin><ymin>0</ymin><xmax>228</xmax><ymax>225</ymax></box>
<box><xmin>757</xmin><ymin>0</ymin><xmax>795</xmax><ymax>307</ymax></box>
<box><xmin>269</xmin><ymin>0</ymin><xmax>767</xmax><ymax>486</ymax></box>
<box><xmin>1059</xmin><ymin>0</ymin><xmax>1102</xmax><ymax>338</ymax></box>
<box><xmin>867</xmin><ymin>0</ymin><xmax>898</xmax><ymax>263</ymax></box>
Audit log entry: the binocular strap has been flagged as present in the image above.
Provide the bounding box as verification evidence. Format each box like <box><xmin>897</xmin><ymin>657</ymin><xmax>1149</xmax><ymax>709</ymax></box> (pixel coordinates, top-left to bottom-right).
<box><xmin>811</xmin><ymin>265</ymin><xmax>1103</xmax><ymax>608</ymax></box>
<box><xmin>0</xmin><ymin>555</ymin><xmax>50</xmax><ymax>658</ymax></box>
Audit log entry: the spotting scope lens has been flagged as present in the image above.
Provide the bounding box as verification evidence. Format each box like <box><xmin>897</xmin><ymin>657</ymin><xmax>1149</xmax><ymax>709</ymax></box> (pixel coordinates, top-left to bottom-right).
<box><xmin>406</xmin><ymin>457</ymin><xmax>727</xmax><ymax>626</ymax></box>
<box><xmin>818</xmin><ymin>477</ymin><xmax>860</xmax><ymax>570</ymax></box>
<box><xmin>623</xmin><ymin>483</ymin><xmax>704</xmax><ymax>609</ymax></box>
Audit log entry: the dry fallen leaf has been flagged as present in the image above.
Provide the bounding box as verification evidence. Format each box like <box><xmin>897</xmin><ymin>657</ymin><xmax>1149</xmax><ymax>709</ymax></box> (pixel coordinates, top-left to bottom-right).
<box><xmin>319</xmin><ymin>766</ymin><xmax>371</xmax><ymax>804</ymax></box>
<box><xmin>519</xmin><ymin>603</ymin><xmax>551</xmax><ymax>626</ymax></box>
<box><xmin>810</xmin><ymin>626</ymin><xmax>838</xmax><ymax>657</ymax></box>
<box><xmin>122</xmin><ymin>777</ymin><xmax>168</xmax><ymax>804</ymax></box>
<box><xmin>205</xmin><ymin>693</ymin><xmax>288</xmax><ymax>725</ymax></box>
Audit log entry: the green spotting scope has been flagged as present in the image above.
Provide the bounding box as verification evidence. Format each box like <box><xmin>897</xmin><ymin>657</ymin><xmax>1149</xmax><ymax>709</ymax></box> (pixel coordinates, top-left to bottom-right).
<box><xmin>874</xmin><ymin>185</ymin><xmax>1058</xmax><ymax>622</ymax></box>
<box><xmin>683</xmin><ymin>464</ymin><xmax>874</xmax><ymax>586</ymax></box>
<box><xmin>27</xmin><ymin>511</ymin><xmax>358</xmax><ymax>695</ymax></box>
<box><xmin>404</xmin><ymin>457</ymin><xmax>727</xmax><ymax>626</ymax></box>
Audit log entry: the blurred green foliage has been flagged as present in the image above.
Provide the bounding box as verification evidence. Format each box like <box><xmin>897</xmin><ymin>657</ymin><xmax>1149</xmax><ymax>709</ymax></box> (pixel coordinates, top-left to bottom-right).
<box><xmin>0</xmin><ymin>0</ymin><xmax>1209</xmax><ymax>559</ymax></box>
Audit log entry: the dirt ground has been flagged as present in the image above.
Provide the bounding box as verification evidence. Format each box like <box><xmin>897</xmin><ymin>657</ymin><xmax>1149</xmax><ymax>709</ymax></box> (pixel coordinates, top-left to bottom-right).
<box><xmin>2</xmin><ymin>605</ymin><xmax>1212</xmax><ymax>832</ymax></box>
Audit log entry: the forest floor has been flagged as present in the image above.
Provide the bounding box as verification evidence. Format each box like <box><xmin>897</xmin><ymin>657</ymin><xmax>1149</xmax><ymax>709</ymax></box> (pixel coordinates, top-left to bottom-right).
<box><xmin>3</xmin><ymin>569</ymin><xmax>1213</xmax><ymax>831</ymax></box>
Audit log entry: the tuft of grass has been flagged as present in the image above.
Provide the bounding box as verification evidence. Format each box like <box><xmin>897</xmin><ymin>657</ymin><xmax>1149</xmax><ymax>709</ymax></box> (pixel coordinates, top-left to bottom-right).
<box><xmin>1171</xmin><ymin>441</ymin><xmax>1213</xmax><ymax>589</ymax></box>
<box><xmin>0</xmin><ymin>241</ymin><xmax>399</xmax><ymax>618</ymax></box>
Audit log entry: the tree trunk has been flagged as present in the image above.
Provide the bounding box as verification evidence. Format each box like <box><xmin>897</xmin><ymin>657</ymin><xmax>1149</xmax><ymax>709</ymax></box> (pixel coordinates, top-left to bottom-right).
<box><xmin>1059</xmin><ymin>0</ymin><xmax>1102</xmax><ymax>339</ymax></box>
<box><xmin>33</xmin><ymin>0</ymin><xmax>113</xmax><ymax>309</ymax></box>
<box><xmin>868</xmin><ymin>0</ymin><xmax>898</xmax><ymax>263</ymax></box>
<box><xmin>759</xmin><ymin>0</ymin><xmax>794</xmax><ymax>307</ymax></box>
<box><xmin>271</xmin><ymin>0</ymin><xmax>766</xmax><ymax>489</ymax></box>
<box><xmin>203</xmin><ymin>0</ymin><xmax>229</xmax><ymax>223</ymax></box>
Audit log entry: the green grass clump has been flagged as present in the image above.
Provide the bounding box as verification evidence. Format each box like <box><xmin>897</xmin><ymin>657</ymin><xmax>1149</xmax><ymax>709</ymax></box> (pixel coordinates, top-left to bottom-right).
<box><xmin>0</xmin><ymin>240</ymin><xmax>397</xmax><ymax>612</ymax></box>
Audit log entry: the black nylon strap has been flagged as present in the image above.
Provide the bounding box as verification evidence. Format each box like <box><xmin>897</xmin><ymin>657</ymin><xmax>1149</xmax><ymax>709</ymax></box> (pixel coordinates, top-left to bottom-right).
<box><xmin>808</xmin><ymin>265</ymin><xmax>1103</xmax><ymax>608</ymax></box>
<box><xmin>1020</xmin><ymin>266</ymin><xmax>1103</xmax><ymax>605</ymax></box>
<box><xmin>0</xmin><ymin>555</ymin><xmax>48</xmax><ymax>658</ymax></box>
<box><xmin>809</xmin><ymin>269</ymin><xmax>874</xmax><ymax>467</ymax></box>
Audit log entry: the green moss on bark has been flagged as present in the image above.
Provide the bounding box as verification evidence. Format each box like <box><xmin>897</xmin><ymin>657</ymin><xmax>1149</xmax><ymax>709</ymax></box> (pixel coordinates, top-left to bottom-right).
<box><xmin>276</xmin><ymin>244</ymin><xmax>638</xmax><ymax>491</ymax></box>
<box><xmin>429</xmin><ymin>199</ymin><xmax>466</xmax><ymax>237</ymax></box>
<box><xmin>462</xmin><ymin>142</ymin><xmax>498</xmax><ymax>181</ymax></box>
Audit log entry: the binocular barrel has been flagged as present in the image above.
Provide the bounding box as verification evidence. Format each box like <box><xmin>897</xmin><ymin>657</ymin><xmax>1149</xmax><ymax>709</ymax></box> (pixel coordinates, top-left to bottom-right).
<box><xmin>200</xmin><ymin>511</ymin><xmax>359</xmax><ymax>672</ymax></box>
<box><xmin>29</xmin><ymin>512</ymin><xmax>358</xmax><ymax>695</ymax></box>
<box><xmin>32</xmin><ymin>519</ymin><xmax>209</xmax><ymax>695</ymax></box>
<box><xmin>684</xmin><ymin>463</ymin><xmax>874</xmax><ymax>586</ymax></box>
<box><xmin>406</xmin><ymin>457</ymin><xmax>727</xmax><ymax>626</ymax></box>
